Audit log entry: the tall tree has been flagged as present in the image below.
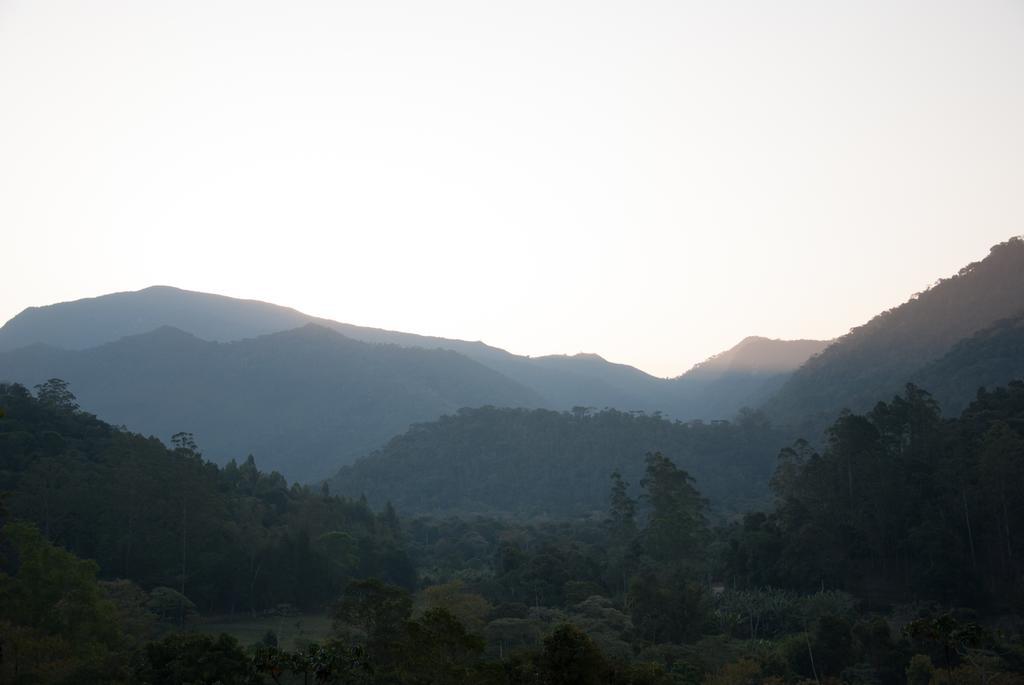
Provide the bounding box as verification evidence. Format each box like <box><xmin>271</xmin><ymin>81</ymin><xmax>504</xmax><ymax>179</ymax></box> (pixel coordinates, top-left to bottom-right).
<box><xmin>607</xmin><ymin>471</ymin><xmax>637</xmax><ymax>545</ymax></box>
<box><xmin>640</xmin><ymin>452</ymin><xmax>707</xmax><ymax>564</ymax></box>
<box><xmin>33</xmin><ymin>378</ymin><xmax>78</xmax><ymax>412</ymax></box>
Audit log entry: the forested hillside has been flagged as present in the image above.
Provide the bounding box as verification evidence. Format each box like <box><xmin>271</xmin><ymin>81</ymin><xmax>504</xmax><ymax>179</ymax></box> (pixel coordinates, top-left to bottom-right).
<box><xmin>765</xmin><ymin>237</ymin><xmax>1024</xmax><ymax>431</ymax></box>
<box><xmin>727</xmin><ymin>381</ymin><xmax>1024</xmax><ymax>607</ymax></box>
<box><xmin>5</xmin><ymin>379</ymin><xmax>1024</xmax><ymax>683</ymax></box>
<box><xmin>0</xmin><ymin>381</ymin><xmax>413</xmax><ymax>616</ymax></box>
<box><xmin>912</xmin><ymin>312</ymin><xmax>1024</xmax><ymax>415</ymax></box>
<box><xmin>328</xmin><ymin>406</ymin><xmax>789</xmax><ymax>516</ymax></box>
<box><xmin>0</xmin><ymin>326</ymin><xmax>542</xmax><ymax>481</ymax></box>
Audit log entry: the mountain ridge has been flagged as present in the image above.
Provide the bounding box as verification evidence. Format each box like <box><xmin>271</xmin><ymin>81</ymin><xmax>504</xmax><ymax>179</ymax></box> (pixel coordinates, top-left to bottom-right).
<box><xmin>764</xmin><ymin>236</ymin><xmax>1024</xmax><ymax>430</ymax></box>
<box><xmin>0</xmin><ymin>323</ymin><xmax>545</xmax><ymax>481</ymax></box>
<box><xmin>0</xmin><ymin>285</ymin><xmax>827</xmax><ymax>420</ymax></box>
<box><xmin>683</xmin><ymin>336</ymin><xmax>830</xmax><ymax>376</ymax></box>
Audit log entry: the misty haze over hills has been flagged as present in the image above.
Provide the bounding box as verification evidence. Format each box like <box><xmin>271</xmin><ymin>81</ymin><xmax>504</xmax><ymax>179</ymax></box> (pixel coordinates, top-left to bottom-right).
<box><xmin>670</xmin><ymin>336</ymin><xmax>829</xmax><ymax>420</ymax></box>
<box><xmin>323</xmin><ymin>238</ymin><xmax>1024</xmax><ymax>517</ymax></box>
<box><xmin>0</xmin><ymin>325</ymin><xmax>543</xmax><ymax>479</ymax></box>
<box><xmin>0</xmin><ymin>284</ymin><xmax>824</xmax><ymax>389</ymax></box>
<box><xmin>2</xmin><ymin>238</ymin><xmax>1024</xmax><ymax>487</ymax></box>
<box><xmin>0</xmin><ymin>286</ymin><xmax>826</xmax><ymax>481</ymax></box>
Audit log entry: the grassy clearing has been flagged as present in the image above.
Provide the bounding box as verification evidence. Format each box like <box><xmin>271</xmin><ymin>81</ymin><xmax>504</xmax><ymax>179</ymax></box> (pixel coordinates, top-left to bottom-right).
<box><xmin>197</xmin><ymin>613</ymin><xmax>333</xmax><ymax>650</ymax></box>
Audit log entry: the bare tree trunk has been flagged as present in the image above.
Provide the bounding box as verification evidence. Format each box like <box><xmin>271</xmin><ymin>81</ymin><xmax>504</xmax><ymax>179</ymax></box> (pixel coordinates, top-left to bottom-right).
<box><xmin>181</xmin><ymin>495</ymin><xmax>188</xmax><ymax>627</ymax></box>
<box><xmin>1004</xmin><ymin>497</ymin><xmax>1013</xmax><ymax>562</ymax></box>
<box><xmin>962</xmin><ymin>490</ymin><xmax>977</xmax><ymax>571</ymax></box>
<box><xmin>125</xmin><ymin>482</ymin><xmax>135</xmax><ymax>578</ymax></box>
<box><xmin>250</xmin><ymin>557</ymin><xmax>263</xmax><ymax>617</ymax></box>
<box><xmin>804</xmin><ymin>628</ymin><xmax>820</xmax><ymax>685</ymax></box>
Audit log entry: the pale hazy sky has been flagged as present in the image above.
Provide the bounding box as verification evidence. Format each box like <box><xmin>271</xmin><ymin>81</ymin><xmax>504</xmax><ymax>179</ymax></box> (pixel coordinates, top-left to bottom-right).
<box><xmin>2</xmin><ymin>1</ymin><xmax>1022</xmax><ymax>377</ymax></box>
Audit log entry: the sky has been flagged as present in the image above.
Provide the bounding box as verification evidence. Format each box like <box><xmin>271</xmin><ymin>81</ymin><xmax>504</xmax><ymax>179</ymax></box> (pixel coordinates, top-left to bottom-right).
<box><xmin>2</xmin><ymin>1</ymin><xmax>1023</xmax><ymax>377</ymax></box>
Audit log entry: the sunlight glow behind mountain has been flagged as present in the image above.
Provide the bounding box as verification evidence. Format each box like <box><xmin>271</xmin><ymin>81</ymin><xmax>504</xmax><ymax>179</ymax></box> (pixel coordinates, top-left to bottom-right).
<box><xmin>2</xmin><ymin>1</ymin><xmax>1022</xmax><ymax>375</ymax></box>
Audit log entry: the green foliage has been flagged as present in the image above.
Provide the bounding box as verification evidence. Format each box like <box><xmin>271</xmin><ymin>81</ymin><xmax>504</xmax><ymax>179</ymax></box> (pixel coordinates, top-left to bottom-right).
<box><xmin>629</xmin><ymin>569</ymin><xmax>713</xmax><ymax>644</ymax></box>
<box><xmin>913</xmin><ymin>312</ymin><xmax>1024</xmax><ymax>416</ymax></box>
<box><xmin>400</xmin><ymin>608</ymin><xmax>486</xmax><ymax>683</ymax></box>
<box><xmin>101</xmin><ymin>579</ymin><xmax>160</xmax><ymax>648</ymax></box>
<box><xmin>905</xmin><ymin>654</ymin><xmax>934</xmax><ymax>685</ymax></box>
<box><xmin>146</xmin><ymin>586</ymin><xmax>199</xmax><ymax>625</ymax></box>
<box><xmin>5</xmin><ymin>370</ymin><xmax>1024</xmax><ymax>684</ymax></box>
<box><xmin>808</xmin><ymin>614</ymin><xmax>855</xmax><ymax>677</ymax></box>
<box><xmin>332</xmin><ymin>578</ymin><xmax>413</xmax><ymax>668</ymax></box>
<box><xmin>726</xmin><ymin>382</ymin><xmax>1024</xmax><ymax>606</ymax></box>
<box><xmin>415</xmin><ymin>580</ymin><xmax>492</xmax><ymax>633</ymax></box>
<box><xmin>640</xmin><ymin>452</ymin><xmax>707</xmax><ymax>564</ymax></box>
<box><xmin>0</xmin><ymin>521</ymin><xmax>122</xmax><ymax>682</ymax></box>
<box><xmin>332</xmin><ymin>579</ymin><xmax>413</xmax><ymax>640</ymax></box>
<box><xmin>704</xmin><ymin>657</ymin><xmax>768</xmax><ymax>685</ymax></box>
<box><xmin>33</xmin><ymin>378</ymin><xmax>79</xmax><ymax>412</ymax></box>
<box><xmin>0</xmin><ymin>382</ymin><xmax>414</xmax><ymax>615</ymax></box>
<box><xmin>330</xmin><ymin>406</ymin><xmax>787</xmax><ymax>517</ymax></box>
<box><xmin>134</xmin><ymin>632</ymin><xmax>255</xmax><ymax>684</ymax></box>
<box><xmin>850</xmin><ymin>616</ymin><xmax>907</xmax><ymax>685</ymax></box>
<box><xmin>539</xmin><ymin>624</ymin><xmax>609</xmax><ymax>685</ymax></box>
<box><xmin>607</xmin><ymin>471</ymin><xmax>638</xmax><ymax>545</ymax></box>
<box><xmin>0</xmin><ymin>522</ymin><xmax>119</xmax><ymax>643</ymax></box>
<box><xmin>253</xmin><ymin>640</ymin><xmax>372</xmax><ymax>684</ymax></box>
<box><xmin>0</xmin><ymin>325</ymin><xmax>544</xmax><ymax>482</ymax></box>
<box><xmin>714</xmin><ymin>588</ymin><xmax>799</xmax><ymax>640</ymax></box>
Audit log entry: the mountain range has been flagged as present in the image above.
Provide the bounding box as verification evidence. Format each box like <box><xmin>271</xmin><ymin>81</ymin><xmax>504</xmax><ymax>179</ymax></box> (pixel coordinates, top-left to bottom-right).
<box><xmin>324</xmin><ymin>237</ymin><xmax>1024</xmax><ymax>516</ymax></box>
<box><xmin>0</xmin><ymin>288</ymin><xmax>825</xmax><ymax>481</ymax></box>
<box><xmin>2</xmin><ymin>236</ymin><xmax>1023</xmax><ymax>488</ymax></box>
<box><xmin>0</xmin><ymin>325</ymin><xmax>542</xmax><ymax>479</ymax></box>
<box><xmin>0</xmin><ymin>285</ymin><xmax>825</xmax><ymax>414</ymax></box>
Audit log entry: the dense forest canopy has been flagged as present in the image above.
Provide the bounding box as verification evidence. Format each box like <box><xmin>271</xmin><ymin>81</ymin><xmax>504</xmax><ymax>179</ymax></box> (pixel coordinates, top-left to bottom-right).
<box><xmin>0</xmin><ymin>380</ymin><xmax>414</xmax><ymax>617</ymax></box>
<box><xmin>327</xmin><ymin>405</ymin><xmax>789</xmax><ymax>517</ymax></box>
<box><xmin>4</xmin><ymin>377</ymin><xmax>1024</xmax><ymax>683</ymax></box>
<box><xmin>726</xmin><ymin>382</ymin><xmax>1024</xmax><ymax>607</ymax></box>
<box><xmin>911</xmin><ymin>313</ymin><xmax>1024</xmax><ymax>416</ymax></box>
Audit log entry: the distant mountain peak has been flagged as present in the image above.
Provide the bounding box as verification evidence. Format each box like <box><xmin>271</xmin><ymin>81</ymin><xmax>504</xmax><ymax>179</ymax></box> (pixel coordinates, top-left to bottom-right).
<box><xmin>533</xmin><ymin>351</ymin><xmax>609</xmax><ymax>363</ymax></box>
<box><xmin>0</xmin><ymin>286</ymin><xmax>313</xmax><ymax>353</ymax></box>
<box><xmin>683</xmin><ymin>336</ymin><xmax>830</xmax><ymax>377</ymax></box>
<box><xmin>139</xmin><ymin>284</ymin><xmax>183</xmax><ymax>292</ymax></box>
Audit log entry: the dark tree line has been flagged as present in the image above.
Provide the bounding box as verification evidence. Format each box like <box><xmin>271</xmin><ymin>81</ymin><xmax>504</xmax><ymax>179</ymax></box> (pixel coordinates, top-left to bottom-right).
<box><xmin>723</xmin><ymin>381</ymin><xmax>1024</xmax><ymax>609</ymax></box>
<box><xmin>0</xmin><ymin>380</ymin><xmax>413</xmax><ymax>616</ymax></box>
